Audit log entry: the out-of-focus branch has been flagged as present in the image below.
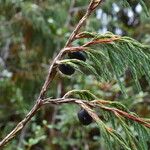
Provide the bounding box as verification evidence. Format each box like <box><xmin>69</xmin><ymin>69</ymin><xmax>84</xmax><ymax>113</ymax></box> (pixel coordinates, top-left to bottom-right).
<box><xmin>70</xmin><ymin>6</ymin><xmax>88</xmax><ymax>13</ymax></box>
<box><xmin>65</xmin><ymin>0</ymin><xmax>76</xmax><ymax>27</ymax></box>
<box><xmin>65</xmin><ymin>0</ymin><xmax>102</xmax><ymax>46</ymax></box>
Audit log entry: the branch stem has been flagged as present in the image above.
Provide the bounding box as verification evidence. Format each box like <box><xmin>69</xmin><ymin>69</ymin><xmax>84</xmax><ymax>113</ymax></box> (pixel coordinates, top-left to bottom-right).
<box><xmin>0</xmin><ymin>0</ymin><xmax>102</xmax><ymax>148</ymax></box>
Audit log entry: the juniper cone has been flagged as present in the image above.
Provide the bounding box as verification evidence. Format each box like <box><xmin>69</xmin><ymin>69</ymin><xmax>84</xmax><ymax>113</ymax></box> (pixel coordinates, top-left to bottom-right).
<box><xmin>77</xmin><ymin>109</ymin><xmax>93</xmax><ymax>125</ymax></box>
<box><xmin>68</xmin><ymin>51</ymin><xmax>86</xmax><ymax>61</ymax></box>
<box><xmin>58</xmin><ymin>64</ymin><xmax>75</xmax><ymax>75</ymax></box>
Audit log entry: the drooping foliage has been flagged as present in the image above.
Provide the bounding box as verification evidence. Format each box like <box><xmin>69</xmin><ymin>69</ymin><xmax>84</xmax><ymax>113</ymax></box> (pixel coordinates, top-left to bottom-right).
<box><xmin>59</xmin><ymin>32</ymin><xmax>150</xmax><ymax>95</ymax></box>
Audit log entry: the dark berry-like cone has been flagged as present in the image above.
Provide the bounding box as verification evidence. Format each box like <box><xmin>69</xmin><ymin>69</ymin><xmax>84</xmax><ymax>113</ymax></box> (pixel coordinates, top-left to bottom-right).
<box><xmin>77</xmin><ymin>109</ymin><xmax>93</xmax><ymax>125</ymax></box>
<box><xmin>68</xmin><ymin>51</ymin><xmax>86</xmax><ymax>61</ymax></box>
<box><xmin>58</xmin><ymin>64</ymin><xmax>75</xmax><ymax>75</ymax></box>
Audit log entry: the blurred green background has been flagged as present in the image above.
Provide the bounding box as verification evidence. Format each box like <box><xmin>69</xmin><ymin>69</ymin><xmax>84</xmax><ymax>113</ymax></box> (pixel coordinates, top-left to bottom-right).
<box><xmin>0</xmin><ymin>0</ymin><xmax>150</xmax><ymax>149</ymax></box>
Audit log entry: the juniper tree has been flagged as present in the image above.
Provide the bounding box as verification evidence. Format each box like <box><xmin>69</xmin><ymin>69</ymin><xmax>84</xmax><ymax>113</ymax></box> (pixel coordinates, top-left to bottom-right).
<box><xmin>0</xmin><ymin>0</ymin><xmax>150</xmax><ymax>150</ymax></box>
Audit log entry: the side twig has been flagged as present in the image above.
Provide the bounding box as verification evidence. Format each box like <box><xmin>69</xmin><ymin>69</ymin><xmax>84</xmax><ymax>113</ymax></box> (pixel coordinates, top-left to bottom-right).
<box><xmin>42</xmin><ymin>98</ymin><xmax>150</xmax><ymax>129</ymax></box>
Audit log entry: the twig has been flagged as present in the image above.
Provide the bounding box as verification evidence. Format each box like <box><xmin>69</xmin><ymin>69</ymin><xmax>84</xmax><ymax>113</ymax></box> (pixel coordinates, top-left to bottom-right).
<box><xmin>92</xmin><ymin>100</ymin><xmax>150</xmax><ymax>128</ymax></box>
<box><xmin>42</xmin><ymin>98</ymin><xmax>150</xmax><ymax>129</ymax></box>
<box><xmin>99</xmin><ymin>105</ymin><xmax>150</xmax><ymax>128</ymax></box>
<box><xmin>0</xmin><ymin>100</ymin><xmax>42</xmax><ymax>147</ymax></box>
<box><xmin>0</xmin><ymin>0</ymin><xmax>102</xmax><ymax>148</ymax></box>
<box><xmin>83</xmin><ymin>36</ymin><xmax>121</xmax><ymax>47</ymax></box>
<box><xmin>1</xmin><ymin>95</ymin><xmax>149</xmax><ymax>148</ymax></box>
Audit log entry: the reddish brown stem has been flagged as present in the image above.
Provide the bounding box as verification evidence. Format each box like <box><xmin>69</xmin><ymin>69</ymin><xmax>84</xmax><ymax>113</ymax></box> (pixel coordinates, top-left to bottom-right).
<box><xmin>99</xmin><ymin>105</ymin><xmax>150</xmax><ymax>128</ymax></box>
<box><xmin>43</xmin><ymin>98</ymin><xmax>150</xmax><ymax>129</ymax></box>
<box><xmin>83</xmin><ymin>37</ymin><xmax>121</xmax><ymax>47</ymax></box>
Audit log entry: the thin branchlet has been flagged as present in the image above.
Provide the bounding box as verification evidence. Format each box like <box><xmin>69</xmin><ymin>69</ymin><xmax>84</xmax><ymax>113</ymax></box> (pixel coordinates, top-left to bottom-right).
<box><xmin>42</xmin><ymin>98</ymin><xmax>150</xmax><ymax>129</ymax></box>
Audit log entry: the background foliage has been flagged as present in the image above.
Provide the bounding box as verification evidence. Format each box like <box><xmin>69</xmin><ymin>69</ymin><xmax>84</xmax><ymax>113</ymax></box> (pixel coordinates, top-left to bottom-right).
<box><xmin>0</xmin><ymin>0</ymin><xmax>150</xmax><ymax>149</ymax></box>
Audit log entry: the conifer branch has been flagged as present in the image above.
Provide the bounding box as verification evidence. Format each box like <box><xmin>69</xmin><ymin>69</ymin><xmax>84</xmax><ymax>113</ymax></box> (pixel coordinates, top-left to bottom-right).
<box><xmin>1</xmin><ymin>0</ymin><xmax>149</xmax><ymax>149</ymax></box>
<box><xmin>0</xmin><ymin>0</ymin><xmax>102</xmax><ymax>148</ymax></box>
